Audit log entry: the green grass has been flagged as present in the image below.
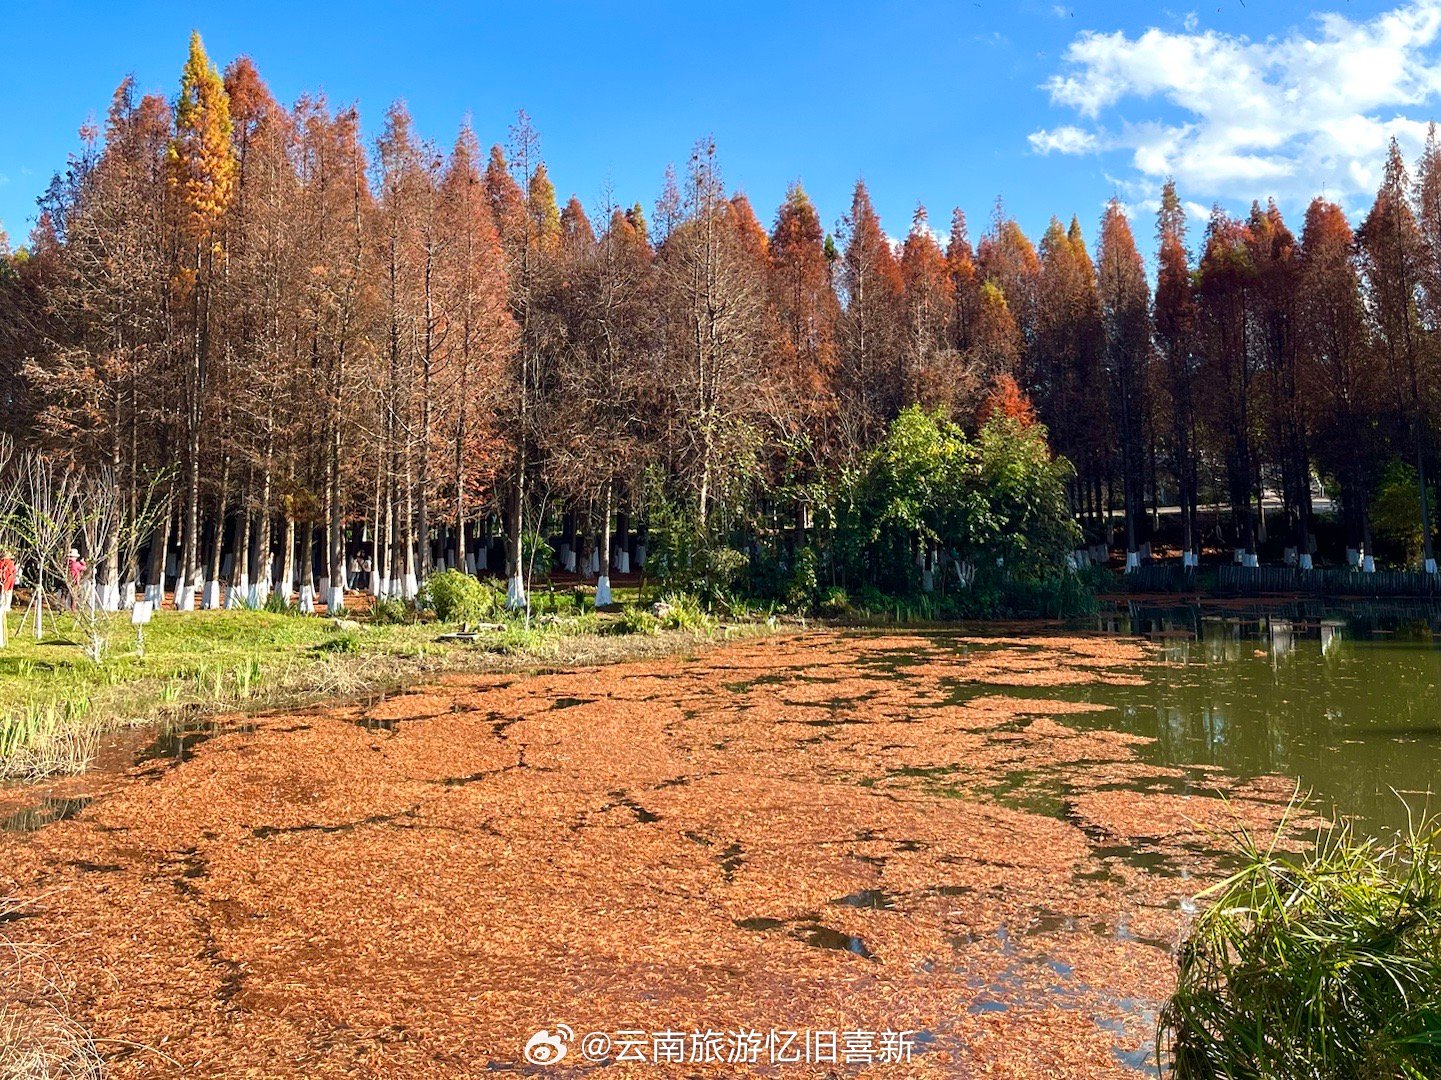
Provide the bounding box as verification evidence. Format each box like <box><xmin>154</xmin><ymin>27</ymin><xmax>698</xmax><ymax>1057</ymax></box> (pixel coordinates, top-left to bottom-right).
<box><xmin>1161</xmin><ymin>808</ymin><xmax>1441</xmax><ymax>1077</ymax></box>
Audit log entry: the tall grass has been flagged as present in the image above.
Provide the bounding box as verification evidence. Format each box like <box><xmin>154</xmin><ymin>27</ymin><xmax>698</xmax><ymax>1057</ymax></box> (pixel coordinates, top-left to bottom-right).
<box><xmin>0</xmin><ymin>896</ymin><xmax>103</xmax><ymax>1080</ymax></box>
<box><xmin>1160</xmin><ymin>811</ymin><xmax>1441</xmax><ymax>1077</ymax></box>
<box><xmin>0</xmin><ymin>701</ymin><xmax>98</xmax><ymax>780</ymax></box>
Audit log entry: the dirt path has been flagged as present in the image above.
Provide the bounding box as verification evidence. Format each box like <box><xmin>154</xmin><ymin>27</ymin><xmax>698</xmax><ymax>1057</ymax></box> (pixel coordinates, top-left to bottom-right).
<box><xmin>0</xmin><ymin>630</ymin><xmax>1295</xmax><ymax>1078</ymax></box>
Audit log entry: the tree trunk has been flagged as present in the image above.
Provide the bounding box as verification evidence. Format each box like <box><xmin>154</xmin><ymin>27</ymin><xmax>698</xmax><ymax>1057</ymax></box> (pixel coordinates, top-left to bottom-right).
<box><xmin>505</xmin><ymin>476</ymin><xmax>526</xmax><ymax>609</ymax></box>
<box><xmin>596</xmin><ymin>481</ymin><xmax>614</xmax><ymax>607</ymax></box>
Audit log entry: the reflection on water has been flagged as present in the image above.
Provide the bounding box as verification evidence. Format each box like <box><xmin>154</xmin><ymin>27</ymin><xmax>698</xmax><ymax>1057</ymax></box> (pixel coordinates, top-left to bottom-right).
<box><xmin>1081</xmin><ymin>601</ymin><xmax>1441</xmax><ymax>834</ymax></box>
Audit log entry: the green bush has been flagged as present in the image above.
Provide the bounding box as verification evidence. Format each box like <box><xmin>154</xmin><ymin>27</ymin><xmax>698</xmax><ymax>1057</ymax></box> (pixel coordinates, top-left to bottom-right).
<box><xmin>314</xmin><ymin>633</ymin><xmax>360</xmax><ymax>654</ymax></box>
<box><xmin>1161</xmin><ymin>814</ymin><xmax>1441</xmax><ymax>1077</ymax></box>
<box><xmin>785</xmin><ymin>545</ymin><xmax>819</xmax><ymax>611</ymax></box>
<box><xmin>654</xmin><ymin>593</ymin><xmax>716</xmax><ymax>633</ymax></box>
<box><xmin>616</xmin><ymin>607</ymin><xmax>660</xmax><ymax>635</ymax></box>
<box><xmin>420</xmin><ymin>569</ymin><xmax>500</xmax><ymax>625</ymax></box>
<box><xmin>1372</xmin><ymin>460</ymin><xmax>1438</xmax><ymax>567</ymax></box>
<box><xmin>816</xmin><ymin>586</ymin><xmax>852</xmax><ymax>618</ymax></box>
<box><xmin>832</xmin><ymin>407</ymin><xmax>1081</xmax><ymax>597</ymax></box>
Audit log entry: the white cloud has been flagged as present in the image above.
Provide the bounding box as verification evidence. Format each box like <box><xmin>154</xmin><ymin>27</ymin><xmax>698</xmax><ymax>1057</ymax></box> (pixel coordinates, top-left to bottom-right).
<box><xmin>1028</xmin><ymin>124</ymin><xmax>1100</xmax><ymax>154</ymax></box>
<box><xmin>1030</xmin><ymin>0</ymin><xmax>1441</xmax><ymax>213</ymax></box>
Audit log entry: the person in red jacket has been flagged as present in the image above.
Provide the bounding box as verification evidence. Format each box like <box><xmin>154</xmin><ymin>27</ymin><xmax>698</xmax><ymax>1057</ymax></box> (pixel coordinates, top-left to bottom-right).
<box><xmin>65</xmin><ymin>548</ymin><xmax>87</xmax><ymax>611</ymax></box>
<box><xmin>0</xmin><ymin>549</ymin><xmax>16</xmax><ymax>647</ymax></box>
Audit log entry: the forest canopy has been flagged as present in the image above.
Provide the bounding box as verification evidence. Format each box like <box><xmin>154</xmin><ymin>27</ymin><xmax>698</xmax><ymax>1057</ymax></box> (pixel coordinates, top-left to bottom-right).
<box><xmin>7</xmin><ymin>32</ymin><xmax>1441</xmax><ymax>620</ymax></box>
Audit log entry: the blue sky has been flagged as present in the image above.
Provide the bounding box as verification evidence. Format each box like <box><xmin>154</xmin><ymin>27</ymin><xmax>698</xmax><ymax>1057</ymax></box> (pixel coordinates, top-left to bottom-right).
<box><xmin>4</xmin><ymin>0</ymin><xmax>1441</xmax><ymax>255</ymax></box>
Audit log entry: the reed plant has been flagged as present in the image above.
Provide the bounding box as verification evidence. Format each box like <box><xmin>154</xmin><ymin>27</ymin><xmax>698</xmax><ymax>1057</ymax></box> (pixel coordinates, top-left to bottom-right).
<box><xmin>1161</xmin><ymin>810</ymin><xmax>1441</xmax><ymax>1077</ymax></box>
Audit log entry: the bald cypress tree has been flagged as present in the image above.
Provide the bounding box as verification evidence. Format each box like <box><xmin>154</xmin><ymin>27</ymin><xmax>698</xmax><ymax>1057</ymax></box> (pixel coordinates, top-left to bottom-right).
<box><xmin>1096</xmin><ymin>200</ymin><xmax>1152</xmax><ymax>568</ymax></box>
<box><xmin>836</xmin><ymin>181</ymin><xmax>903</xmax><ymax>449</ymax></box>
<box><xmin>168</xmin><ymin>31</ymin><xmax>236</xmax><ymax>610</ymax></box>
<box><xmin>1298</xmin><ymin>198</ymin><xmax>1376</xmax><ymax>564</ymax></box>
<box><xmin>1154</xmin><ymin>182</ymin><xmax>1201</xmax><ymax>565</ymax></box>
<box><xmin>1359</xmin><ymin>140</ymin><xmax>1435</xmax><ymax>570</ymax></box>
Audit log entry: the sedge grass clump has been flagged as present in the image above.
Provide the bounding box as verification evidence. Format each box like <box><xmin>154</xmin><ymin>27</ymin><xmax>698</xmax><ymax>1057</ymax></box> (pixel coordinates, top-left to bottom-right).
<box><xmin>653</xmin><ymin>594</ymin><xmax>716</xmax><ymax>634</ymax></box>
<box><xmin>616</xmin><ymin>606</ymin><xmax>660</xmax><ymax>635</ymax></box>
<box><xmin>0</xmin><ymin>699</ymin><xmax>98</xmax><ymax>780</ymax></box>
<box><xmin>1160</xmin><ymin>813</ymin><xmax>1441</xmax><ymax>1078</ymax></box>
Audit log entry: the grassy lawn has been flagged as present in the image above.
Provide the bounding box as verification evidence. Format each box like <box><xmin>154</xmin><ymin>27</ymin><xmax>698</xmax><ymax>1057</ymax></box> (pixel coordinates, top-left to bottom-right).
<box><xmin>0</xmin><ymin>588</ymin><xmax>738</xmax><ymax>780</ymax></box>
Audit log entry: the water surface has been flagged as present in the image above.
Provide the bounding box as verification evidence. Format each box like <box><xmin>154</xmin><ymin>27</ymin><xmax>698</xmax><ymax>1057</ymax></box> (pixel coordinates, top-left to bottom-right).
<box><xmin>1077</xmin><ymin>602</ymin><xmax>1441</xmax><ymax>834</ymax></box>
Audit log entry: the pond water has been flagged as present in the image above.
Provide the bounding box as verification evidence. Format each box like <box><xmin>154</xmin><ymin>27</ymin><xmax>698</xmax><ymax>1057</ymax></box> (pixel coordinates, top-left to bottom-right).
<box><xmin>1074</xmin><ymin>601</ymin><xmax>1441</xmax><ymax>836</ymax></box>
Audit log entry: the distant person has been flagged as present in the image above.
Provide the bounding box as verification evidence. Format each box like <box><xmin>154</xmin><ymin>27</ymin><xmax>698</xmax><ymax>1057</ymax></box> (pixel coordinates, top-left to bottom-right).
<box><xmin>348</xmin><ymin>554</ymin><xmax>361</xmax><ymax>589</ymax></box>
<box><xmin>66</xmin><ymin>548</ymin><xmax>87</xmax><ymax>610</ymax></box>
<box><xmin>0</xmin><ymin>549</ymin><xmax>16</xmax><ymax>610</ymax></box>
<box><xmin>0</xmin><ymin>551</ymin><xmax>12</xmax><ymax>648</ymax></box>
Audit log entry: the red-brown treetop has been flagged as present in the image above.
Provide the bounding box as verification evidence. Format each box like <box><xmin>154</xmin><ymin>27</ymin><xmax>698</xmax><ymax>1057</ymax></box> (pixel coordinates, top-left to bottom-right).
<box><xmin>978</xmin><ymin>372</ymin><xmax>1038</xmax><ymax>429</ymax></box>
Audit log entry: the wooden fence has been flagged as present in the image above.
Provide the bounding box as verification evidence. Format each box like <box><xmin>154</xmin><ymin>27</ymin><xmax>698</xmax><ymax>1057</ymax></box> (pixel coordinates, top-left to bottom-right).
<box><xmin>1117</xmin><ymin>563</ymin><xmax>1441</xmax><ymax>597</ymax></box>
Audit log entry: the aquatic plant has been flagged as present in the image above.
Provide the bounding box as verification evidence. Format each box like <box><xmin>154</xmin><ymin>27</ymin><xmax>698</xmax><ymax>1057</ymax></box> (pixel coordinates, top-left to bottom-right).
<box><xmin>0</xmin><ymin>699</ymin><xmax>98</xmax><ymax>780</ymax></box>
<box><xmin>1160</xmin><ymin>811</ymin><xmax>1441</xmax><ymax>1077</ymax></box>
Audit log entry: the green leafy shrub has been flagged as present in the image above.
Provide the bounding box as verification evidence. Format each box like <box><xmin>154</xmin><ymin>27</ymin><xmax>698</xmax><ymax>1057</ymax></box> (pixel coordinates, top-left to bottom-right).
<box><xmin>1372</xmin><ymin>460</ymin><xmax>1438</xmax><ymax>567</ymax></box>
<box><xmin>420</xmin><ymin>569</ymin><xmax>501</xmax><ymax>625</ymax></box>
<box><xmin>785</xmin><ymin>545</ymin><xmax>820</xmax><ymax>611</ymax></box>
<box><xmin>522</xmin><ymin>530</ymin><xmax>555</xmax><ymax>586</ymax></box>
<box><xmin>1161</xmin><ymin>814</ymin><xmax>1441</xmax><ymax>1077</ymax></box>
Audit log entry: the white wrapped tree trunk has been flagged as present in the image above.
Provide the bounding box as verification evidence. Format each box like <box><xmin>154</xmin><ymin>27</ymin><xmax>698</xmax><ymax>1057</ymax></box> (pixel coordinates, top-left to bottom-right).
<box><xmin>402</xmin><ymin>571</ymin><xmax>419</xmax><ymax>599</ymax></box>
<box><xmin>226</xmin><ymin>574</ymin><xmax>248</xmax><ymax>609</ymax></box>
<box><xmin>298</xmin><ymin>584</ymin><xmax>316</xmax><ymax>614</ymax></box>
<box><xmin>1124</xmin><ymin>550</ymin><xmax>1140</xmax><ymax>572</ymax></box>
<box><xmin>325</xmin><ymin>584</ymin><xmax>344</xmax><ymax>613</ymax></box>
<box><xmin>1299</xmin><ymin>553</ymin><xmax>1313</xmax><ymax>570</ymax></box>
<box><xmin>1362</xmin><ymin>555</ymin><xmax>1376</xmax><ymax>573</ymax></box>
<box><xmin>506</xmin><ymin>572</ymin><xmax>527</xmax><ymax>610</ymax></box>
<box><xmin>464</xmin><ymin>552</ymin><xmax>476</xmax><ymax>575</ymax></box>
<box><xmin>201</xmin><ymin>580</ymin><xmax>222</xmax><ymax>609</ymax></box>
<box><xmin>595</xmin><ymin>574</ymin><xmax>612</xmax><ymax>606</ymax></box>
<box><xmin>119</xmin><ymin>581</ymin><xmax>136</xmax><ymax>610</ymax></box>
<box><xmin>177</xmin><ymin>574</ymin><xmax>196</xmax><ymax>612</ymax></box>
